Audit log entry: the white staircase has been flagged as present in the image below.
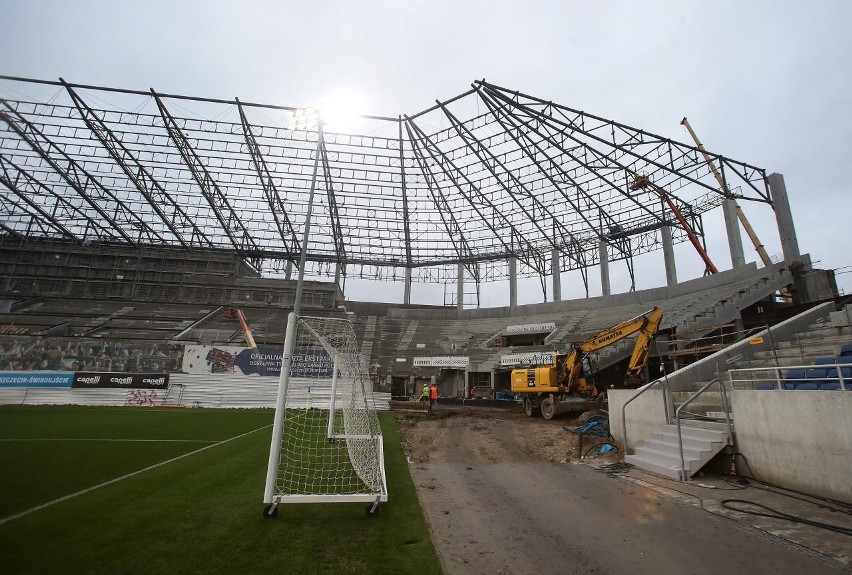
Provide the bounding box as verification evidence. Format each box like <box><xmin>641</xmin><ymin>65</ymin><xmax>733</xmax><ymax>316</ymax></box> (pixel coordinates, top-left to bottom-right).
<box><xmin>625</xmin><ymin>420</ymin><xmax>730</xmax><ymax>480</ymax></box>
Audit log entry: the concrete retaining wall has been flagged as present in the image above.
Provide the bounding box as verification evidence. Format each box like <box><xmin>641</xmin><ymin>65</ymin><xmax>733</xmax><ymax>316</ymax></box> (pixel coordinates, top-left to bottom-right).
<box><xmin>614</xmin><ymin>384</ymin><xmax>852</xmax><ymax>503</ymax></box>
<box><xmin>732</xmin><ymin>390</ymin><xmax>852</xmax><ymax>504</ymax></box>
<box><xmin>608</xmin><ymin>387</ymin><xmax>669</xmax><ymax>451</ymax></box>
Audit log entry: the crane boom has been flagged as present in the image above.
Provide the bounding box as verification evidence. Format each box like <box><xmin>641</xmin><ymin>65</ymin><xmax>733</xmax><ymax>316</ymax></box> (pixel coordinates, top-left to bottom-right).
<box><xmin>680</xmin><ymin>117</ymin><xmax>772</xmax><ymax>266</ymax></box>
<box><xmin>223</xmin><ymin>307</ymin><xmax>258</xmax><ymax>349</ymax></box>
<box><xmin>630</xmin><ymin>175</ymin><xmax>718</xmax><ymax>274</ymax></box>
<box><xmin>681</xmin><ymin>118</ymin><xmax>791</xmax><ymax>299</ymax></box>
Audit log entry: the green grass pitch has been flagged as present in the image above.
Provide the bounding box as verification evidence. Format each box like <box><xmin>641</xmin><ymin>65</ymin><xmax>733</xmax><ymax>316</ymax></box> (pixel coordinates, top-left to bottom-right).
<box><xmin>0</xmin><ymin>405</ymin><xmax>440</xmax><ymax>575</ymax></box>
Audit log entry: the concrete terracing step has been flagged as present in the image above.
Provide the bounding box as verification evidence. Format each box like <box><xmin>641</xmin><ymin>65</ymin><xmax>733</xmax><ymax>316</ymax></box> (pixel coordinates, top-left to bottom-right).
<box><xmin>625</xmin><ymin>452</ymin><xmax>684</xmax><ymax>480</ymax></box>
<box><xmin>626</xmin><ymin>421</ymin><xmax>729</xmax><ymax>480</ymax></box>
<box><xmin>359</xmin><ymin>316</ymin><xmax>377</xmax><ymax>363</ymax></box>
<box><xmin>396</xmin><ymin>320</ymin><xmax>419</xmax><ymax>351</ymax></box>
<box><xmin>637</xmin><ymin>440</ymin><xmax>709</xmax><ymax>461</ymax></box>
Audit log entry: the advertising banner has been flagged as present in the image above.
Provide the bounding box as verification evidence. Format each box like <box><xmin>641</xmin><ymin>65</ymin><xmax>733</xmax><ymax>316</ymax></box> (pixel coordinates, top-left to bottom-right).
<box><xmin>0</xmin><ymin>372</ymin><xmax>73</xmax><ymax>387</ymax></box>
<box><xmin>500</xmin><ymin>352</ymin><xmax>555</xmax><ymax>367</ymax></box>
<box><xmin>413</xmin><ymin>356</ymin><xmax>470</xmax><ymax>368</ymax></box>
<box><xmin>71</xmin><ymin>372</ymin><xmax>170</xmax><ymax>389</ymax></box>
<box><xmin>505</xmin><ymin>322</ymin><xmax>556</xmax><ymax>334</ymax></box>
<box><xmin>182</xmin><ymin>344</ymin><xmax>332</xmax><ymax>377</ymax></box>
<box><xmin>0</xmin><ymin>338</ymin><xmax>182</xmax><ymax>373</ymax></box>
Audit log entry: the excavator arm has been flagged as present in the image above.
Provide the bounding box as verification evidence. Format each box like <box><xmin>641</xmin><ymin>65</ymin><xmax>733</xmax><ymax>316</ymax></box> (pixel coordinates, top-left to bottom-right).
<box><xmin>559</xmin><ymin>307</ymin><xmax>664</xmax><ymax>393</ymax></box>
<box><xmin>625</xmin><ymin>307</ymin><xmax>663</xmax><ymax>377</ymax></box>
<box><xmin>511</xmin><ymin>307</ymin><xmax>664</xmax><ymax>399</ymax></box>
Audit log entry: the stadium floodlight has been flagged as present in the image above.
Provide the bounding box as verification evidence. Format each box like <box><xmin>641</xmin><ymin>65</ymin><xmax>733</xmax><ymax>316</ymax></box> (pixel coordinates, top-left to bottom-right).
<box><xmin>289</xmin><ymin>92</ymin><xmax>365</xmax><ymax>133</ymax></box>
<box><xmin>263</xmin><ymin>118</ymin><xmax>388</xmax><ymax>518</ymax></box>
<box><xmin>319</xmin><ymin>91</ymin><xmax>367</xmax><ymax>132</ymax></box>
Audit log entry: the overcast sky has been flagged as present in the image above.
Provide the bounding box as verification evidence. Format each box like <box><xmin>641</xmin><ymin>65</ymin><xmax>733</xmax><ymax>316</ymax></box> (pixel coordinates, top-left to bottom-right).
<box><xmin>2</xmin><ymin>0</ymin><xmax>851</xmax><ymax>307</ymax></box>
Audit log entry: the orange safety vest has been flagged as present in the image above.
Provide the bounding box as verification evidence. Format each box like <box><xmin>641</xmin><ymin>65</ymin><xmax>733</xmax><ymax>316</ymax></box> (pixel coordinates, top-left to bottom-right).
<box><xmin>429</xmin><ymin>385</ymin><xmax>438</xmax><ymax>400</ymax></box>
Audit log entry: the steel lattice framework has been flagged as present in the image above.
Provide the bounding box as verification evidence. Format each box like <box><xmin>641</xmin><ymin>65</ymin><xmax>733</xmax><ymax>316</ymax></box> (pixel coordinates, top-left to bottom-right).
<box><xmin>0</xmin><ymin>76</ymin><xmax>771</xmax><ymax>290</ymax></box>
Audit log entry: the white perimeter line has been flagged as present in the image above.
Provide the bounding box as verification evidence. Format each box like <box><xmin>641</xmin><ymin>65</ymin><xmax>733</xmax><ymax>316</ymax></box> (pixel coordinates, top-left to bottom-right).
<box><xmin>0</xmin><ymin>423</ymin><xmax>272</xmax><ymax>526</ymax></box>
<box><xmin>0</xmin><ymin>438</ymin><xmax>215</xmax><ymax>443</ymax></box>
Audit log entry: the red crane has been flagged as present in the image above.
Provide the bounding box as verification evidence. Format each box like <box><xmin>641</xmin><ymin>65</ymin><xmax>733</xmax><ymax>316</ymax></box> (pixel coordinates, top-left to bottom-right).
<box><xmin>630</xmin><ymin>174</ymin><xmax>718</xmax><ymax>274</ymax></box>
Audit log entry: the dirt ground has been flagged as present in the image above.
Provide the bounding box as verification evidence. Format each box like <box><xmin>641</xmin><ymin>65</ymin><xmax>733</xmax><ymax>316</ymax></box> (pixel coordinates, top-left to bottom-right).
<box><xmin>397</xmin><ymin>405</ymin><xmax>619</xmax><ymax>467</ymax></box>
<box><xmin>396</xmin><ymin>404</ymin><xmax>850</xmax><ymax>575</ymax></box>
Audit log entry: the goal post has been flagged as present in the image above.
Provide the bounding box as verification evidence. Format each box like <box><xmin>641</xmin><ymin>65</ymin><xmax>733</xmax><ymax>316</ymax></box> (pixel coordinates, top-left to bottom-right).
<box><xmin>263</xmin><ymin>312</ymin><xmax>388</xmax><ymax>517</ymax></box>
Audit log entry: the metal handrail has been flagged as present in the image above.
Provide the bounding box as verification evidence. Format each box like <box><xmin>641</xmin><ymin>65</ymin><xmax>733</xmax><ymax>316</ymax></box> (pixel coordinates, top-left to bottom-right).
<box><xmin>621</xmin><ymin>378</ymin><xmax>666</xmax><ymax>455</ymax></box>
<box><xmin>728</xmin><ymin>362</ymin><xmax>852</xmax><ymax>390</ymax></box>
<box><xmin>674</xmin><ymin>378</ymin><xmax>733</xmax><ymax>481</ymax></box>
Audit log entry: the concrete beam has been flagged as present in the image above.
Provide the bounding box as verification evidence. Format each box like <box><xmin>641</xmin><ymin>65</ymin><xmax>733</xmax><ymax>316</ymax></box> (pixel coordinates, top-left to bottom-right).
<box><xmin>508</xmin><ymin>257</ymin><xmax>517</xmax><ymax>308</ymax></box>
<box><xmin>768</xmin><ymin>173</ymin><xmax>801</xmax><ymax>262</ymax></box>
<box><xmin>404</xmin><ymin>267</ymin><xmax>412</xmax><ymax>305</ymax></box>
<box><xmin>599</xmin><ymin>239</ymin><xmax>611</xmax><ymax>296</ymax></box>
<box><xmin>457</xmin><ymin>261</ymin><xmax>464</xmax><ymax>312</ymax></box>
<box><xmin>551</xmin><ymin>249</ymin><xmax>561</xmax><ymax>302</ymax></box>
<box><xmin>723</xmin><ymin>198</ymin><xmax>746</xmax><ymax>268</ymax></box>
<box><xmin>661</xmin><ymin>225</ymin><xmax>678</xmax><ymax>287</ymax></box>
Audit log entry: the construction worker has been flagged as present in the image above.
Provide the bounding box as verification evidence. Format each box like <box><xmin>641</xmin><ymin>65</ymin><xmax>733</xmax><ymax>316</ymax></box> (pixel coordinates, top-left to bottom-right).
<box><xmin>429</xmin><ymin>382</ymin><xmax>438</xmax><ymax>411</ymax></box>
<box><xmin>419</xmin><ymin>382</ymin><xmax>430</xmax><ymax>402</ymax></box>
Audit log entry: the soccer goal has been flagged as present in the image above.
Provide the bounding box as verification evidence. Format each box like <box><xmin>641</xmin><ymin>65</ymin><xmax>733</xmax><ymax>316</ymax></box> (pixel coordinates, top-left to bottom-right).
<box><xmin>263</xmin><ymin>313</ymin><xmax>388</xmax><ymax>518</ymax></box>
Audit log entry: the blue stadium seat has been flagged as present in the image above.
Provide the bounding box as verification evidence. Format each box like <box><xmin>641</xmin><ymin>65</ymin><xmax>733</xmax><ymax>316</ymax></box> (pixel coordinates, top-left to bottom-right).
<box><xmin>819</xmin><ymin>382</ymin><xmax>841</xmax><ymax>391</ymax></box>
<box><xmin>814</xmin><ymin>357</ymin><xmax>836</xmax><ymax>365</ymax></box>
<box><xmin>839</xmin><ymin>343</ymin><xmax>852</xmax><ymax>357</ymax></box>
<box><xmin>825</xmin><ymin>367</ymin><xmax>852</xmax><ymax>390</ymax></box>
<box><xmin>796</xmin><ymin>382</ymin><xmax>819</xmax><ymax>390</ymax></box>
<box><xmin>755</xmin><ymin>382</ymin><xmax>776</xmax><ymax>390</ymax></box>
<box><xmin>783</xmin><ymin>369</ymin><xmax>806</xmax><ymax>389</ymax></box>
<box><xmin>805</xmin><ymin>368</ymin><xmax>827</xmax><ymax>379</ymax></box>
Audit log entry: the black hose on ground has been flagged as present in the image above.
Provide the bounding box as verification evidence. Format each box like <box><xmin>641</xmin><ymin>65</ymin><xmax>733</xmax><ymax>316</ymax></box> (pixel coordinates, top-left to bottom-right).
<box><xmin>720</xmin><ymin>499</ymin><xmax>852</xmax><ymax>536</ymax></box>
<box><xmin>732</xmin><ymin>453</ymin><xmax>852</xmax><ymax>514</ymax></box>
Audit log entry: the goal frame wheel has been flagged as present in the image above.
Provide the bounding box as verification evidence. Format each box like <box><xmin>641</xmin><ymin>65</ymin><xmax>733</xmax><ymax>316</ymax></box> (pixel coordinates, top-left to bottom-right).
<box><xmin>263</xmin><ymin>504</ymin><xmax>279</xmax><ymax>519</ymax></box>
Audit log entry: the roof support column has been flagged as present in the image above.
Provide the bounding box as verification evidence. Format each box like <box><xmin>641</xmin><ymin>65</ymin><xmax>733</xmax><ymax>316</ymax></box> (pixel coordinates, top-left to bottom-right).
<box><xmin>551</xmin><ymin>249</ymin><xmax>561</xmax><ymax>302</ymax></box>
<box><xmin>457</xmin><ymin>262</ymin><xmax>465</xmax><ymax>312</ymax></box>
<box><xmin>768</xmin><ymin>173</ymin><xmax>800</xmax><ymax>262</ymax></box>
<box><xmin>723</xmin><ymin>197</ymin><xmax>746</xmax><ymax>268</ymax></box>
<box><xmin>508</xmin><ymin>257</ymin><xmax>518</xmax><ymax>308</ymax></box>
<box><xmin>662</xmin><ymin>224</ymin><xmax>678</xmax><ymax>287</ymax></box>
<box><xmin>404</xmin><ymin>267</ymin><xmax>412</xmax><ymax>305</ymax></box>
<box><xmin>599</xmin><ymin>239</ymin><xmax>611</xmax><ymax>296</ymax></box>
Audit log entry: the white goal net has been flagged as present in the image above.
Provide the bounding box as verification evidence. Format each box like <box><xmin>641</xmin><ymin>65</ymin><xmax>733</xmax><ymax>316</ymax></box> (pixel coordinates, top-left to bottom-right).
<box><xmin>263</xmin><ymin>313</ymin><xmax>387</xmax><ymax>516</ymax></box>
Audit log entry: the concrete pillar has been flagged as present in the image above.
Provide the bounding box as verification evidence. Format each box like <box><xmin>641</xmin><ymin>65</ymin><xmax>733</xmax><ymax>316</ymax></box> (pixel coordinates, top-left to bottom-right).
<box><xmin>599</xmin><ymin>238</ymin><xmax>611</xmax><ymax>296</ymax></box>
<box><xmin>334</xmin><ymin>262</ymin><xmax>341</xmax><ymax>286</ymax></box>
<box><xmin>464</xmin><ymin>370</ymin><xmax>470</xmax><ymax>398</ymax></box>
<box><xmin>403</xmin><ymin>267</ymin><xmax>412</xmax><ymax>305</ymax></box>
<box><xmin>768</xmin><ymin>173</ymin><xmax>801</xmax><ymax>262</ymax></box>
<box><xmin>508</xmin><ymin>257</ymin><xmax>518</xmax><ymax>308</ymax></box>
<box><xmin>457</xmin><ymin>261</ymin><xmax>464</xmax><ymax>312</ymax></box>
<box><xmin>723</xmin><ymin>197</ymin><xmax>746</xmax><ymax>268</ymax></box>
<box><xmin>285</xmin><ymin>260</ymin><xmax>293</xmax><ymax>281</ymax></box>
<box><xmin>551</xmin><ymin>249</ymin><xmax>561</xmax><ymax>302</ymax></box>
<box><xmin>661</xmin><ymin>225</ymin><xmax>678</xmax><ymax>287</ymax></box>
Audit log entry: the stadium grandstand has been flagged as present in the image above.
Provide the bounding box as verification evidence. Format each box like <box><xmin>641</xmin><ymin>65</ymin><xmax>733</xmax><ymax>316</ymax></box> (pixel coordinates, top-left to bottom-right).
<box><xmin>0</xmin><ymin>76</ymin><xmax>843</xmax><ymax>400</ymax></box>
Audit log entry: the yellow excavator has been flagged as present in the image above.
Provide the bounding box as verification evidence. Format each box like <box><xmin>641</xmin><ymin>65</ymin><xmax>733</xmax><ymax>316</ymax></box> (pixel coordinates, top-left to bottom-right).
<box><xmin>511</xmin><ymin>307</ymin><xmax>663</xmax><ymax>419</ymax></box>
